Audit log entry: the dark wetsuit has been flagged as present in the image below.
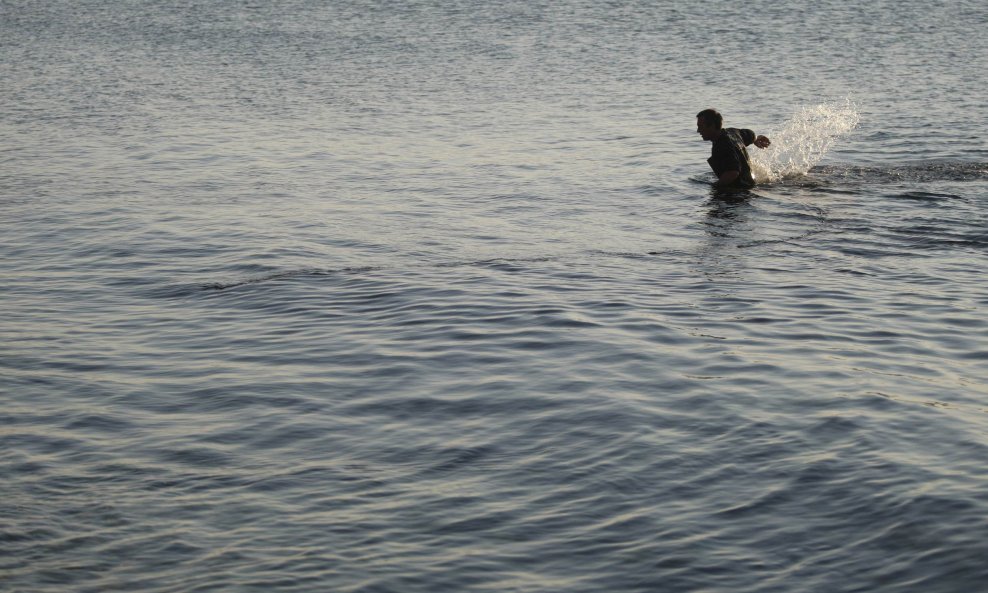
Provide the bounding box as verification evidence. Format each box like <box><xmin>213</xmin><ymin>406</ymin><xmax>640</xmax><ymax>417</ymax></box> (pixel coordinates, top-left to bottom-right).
<box><xmin>708</xmin><ymin>128</ymin><xmax>756</xmax><ymax>188</ymax></box>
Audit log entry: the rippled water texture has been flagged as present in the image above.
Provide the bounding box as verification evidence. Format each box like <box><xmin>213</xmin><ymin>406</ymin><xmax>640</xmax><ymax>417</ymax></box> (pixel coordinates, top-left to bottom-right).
<box><xmin>3</xmin><ymin>1</ymin><xmax>988</xmax><ymax>592</ymax></box>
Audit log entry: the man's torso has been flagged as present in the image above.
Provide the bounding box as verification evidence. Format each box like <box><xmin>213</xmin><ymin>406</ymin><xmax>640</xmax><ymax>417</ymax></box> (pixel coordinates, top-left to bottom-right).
<box><xmin>708</xmin><ymin>128</ymin><xmax>756</xmax><ymax>188</ymax></box>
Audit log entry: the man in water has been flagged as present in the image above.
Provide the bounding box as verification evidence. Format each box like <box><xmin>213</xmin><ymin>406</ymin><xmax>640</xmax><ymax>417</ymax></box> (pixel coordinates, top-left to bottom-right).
<box><xmin>696</xmin><ymin>108</ymin><xmax>771</xmax><ymax>189</ymax></box>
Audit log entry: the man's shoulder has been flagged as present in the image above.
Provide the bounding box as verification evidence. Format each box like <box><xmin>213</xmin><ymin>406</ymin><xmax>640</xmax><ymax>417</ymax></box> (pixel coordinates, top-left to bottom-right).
<box><xmin>712</xmin><ymin>130</ymin><xmax>737</xmax><ymax>151</ymax></box>
<box><xmin>725</xmin><ymin>128</ymin><xmax>756</xmax><ymax>144</ymax></box>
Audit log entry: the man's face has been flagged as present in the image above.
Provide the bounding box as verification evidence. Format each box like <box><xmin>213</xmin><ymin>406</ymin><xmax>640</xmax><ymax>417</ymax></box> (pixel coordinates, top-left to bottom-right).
<box><xmin>696</xmin><ymin>118</ymin><xmax>717</xmax><ymax>141</ymax></box>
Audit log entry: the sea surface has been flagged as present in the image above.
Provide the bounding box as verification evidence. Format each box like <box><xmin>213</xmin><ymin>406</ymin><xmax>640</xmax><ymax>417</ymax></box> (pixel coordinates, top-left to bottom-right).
<box><xmin>3</xmin><ymin>1</ymin><xmax>988</xmax><ymax>592</ymax></box>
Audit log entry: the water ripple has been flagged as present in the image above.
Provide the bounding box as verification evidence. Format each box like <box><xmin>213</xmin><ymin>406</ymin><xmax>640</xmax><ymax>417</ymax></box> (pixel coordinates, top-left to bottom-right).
<box><xmin>4</xmin><ymin>0</ymin><xmax>988</xmax><ymax>591</ymax></box>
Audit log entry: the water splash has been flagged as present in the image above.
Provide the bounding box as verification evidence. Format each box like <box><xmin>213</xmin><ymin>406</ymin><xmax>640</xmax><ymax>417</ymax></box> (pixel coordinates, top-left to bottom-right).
<box><xmin>751</xmin><ymin>99</ymin><xmax>860</xmax><ymax>183</ymax></box>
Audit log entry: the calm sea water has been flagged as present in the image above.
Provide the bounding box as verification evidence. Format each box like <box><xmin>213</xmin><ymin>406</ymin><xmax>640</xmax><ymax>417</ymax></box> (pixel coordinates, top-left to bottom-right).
<box><xmin>3</xmin><ymin>1</ymin><xmax>988</xmax><ymax>591</ymax></box>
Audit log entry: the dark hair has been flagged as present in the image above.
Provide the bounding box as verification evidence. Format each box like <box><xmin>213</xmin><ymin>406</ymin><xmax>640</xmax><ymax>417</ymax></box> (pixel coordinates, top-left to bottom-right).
<box><xmin>696</xmin><ymin>109</ymin><xmax>722</xmax><ymax>130</ymax></box>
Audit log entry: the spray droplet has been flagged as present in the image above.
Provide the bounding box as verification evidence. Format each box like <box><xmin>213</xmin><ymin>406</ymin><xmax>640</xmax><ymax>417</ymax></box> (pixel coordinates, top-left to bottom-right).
<box><xmin>751</xmin><ymin>99</ymin><xmax>859</xmax><ymax>183</ymax></box>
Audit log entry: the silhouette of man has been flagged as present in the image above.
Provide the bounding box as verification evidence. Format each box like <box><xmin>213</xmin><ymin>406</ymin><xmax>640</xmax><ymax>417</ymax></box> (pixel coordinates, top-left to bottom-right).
<box><xmin>696</xmin><ymin>109</ymin><xmax>771</xmax><ymax>188</ymax></box>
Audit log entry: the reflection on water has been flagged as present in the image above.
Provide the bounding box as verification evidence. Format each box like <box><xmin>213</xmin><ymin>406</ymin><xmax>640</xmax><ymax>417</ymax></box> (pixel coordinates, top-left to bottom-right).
<box><xmin>708</xmin><ymin>188</ymin><xmax>756</xmax><ymax>211</ymax></box>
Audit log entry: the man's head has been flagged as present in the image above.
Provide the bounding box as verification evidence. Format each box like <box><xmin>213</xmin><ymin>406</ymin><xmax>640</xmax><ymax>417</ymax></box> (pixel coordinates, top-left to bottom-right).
<box><xmin>696</xmin><ymin>108</ymin><xmax>722</xmax><ymax>141</ymax></box>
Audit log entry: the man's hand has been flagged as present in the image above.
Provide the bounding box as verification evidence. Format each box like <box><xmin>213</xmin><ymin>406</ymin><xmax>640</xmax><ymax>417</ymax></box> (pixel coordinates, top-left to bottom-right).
<box><xmin>754</xmin><ymin>135</ymin><xmax>771</xmax><ymax>149</ymax></box>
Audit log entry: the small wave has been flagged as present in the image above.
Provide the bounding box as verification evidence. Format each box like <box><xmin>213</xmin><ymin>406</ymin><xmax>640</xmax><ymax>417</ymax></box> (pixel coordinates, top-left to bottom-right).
<box><xmin>194</xmin><ymin>258</ymin><xmax>569</xmax><ymax>293</ymax></box>
<box><xmin>751</xmin><ymin>99</ymin><xmax>860</xmax><ymax>183</ymax></box>
<box><xmin>434</xmin><ymin>256</ymin><xmax>561</xmax><ymax>270</ymax></box>
<box><xmin>201</xmin><ymin>267</ymin><xmax>380</xmax><ymax>291</ymax></box>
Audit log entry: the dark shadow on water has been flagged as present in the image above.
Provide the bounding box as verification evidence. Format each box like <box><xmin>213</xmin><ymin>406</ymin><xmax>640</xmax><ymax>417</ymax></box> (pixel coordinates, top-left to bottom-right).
<box><xmin>707</xmin><ymin>187</ymin><xmax>756</xmax><ymax>216</ymax></box>
<box><xmin>693</xmin><ymin>188</ymin><xmax>758</xmax><ymax>282</ymax></box>
<box><xmin>701</xmin><ymin>188</ymin><xmax>756</xmax><ymax>244</ymax></box>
